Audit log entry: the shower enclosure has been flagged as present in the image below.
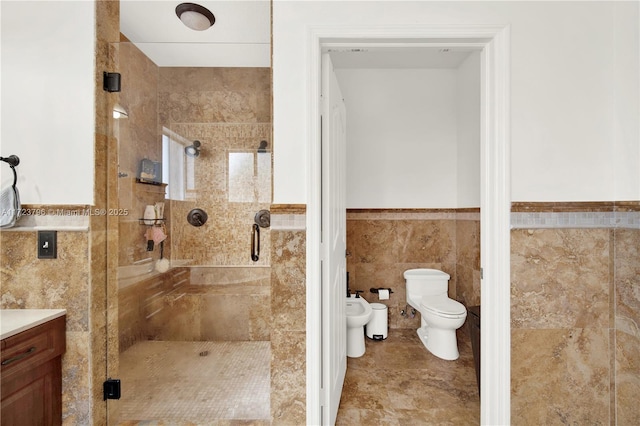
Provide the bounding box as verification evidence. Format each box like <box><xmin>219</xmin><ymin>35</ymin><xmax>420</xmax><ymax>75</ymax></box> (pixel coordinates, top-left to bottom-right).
<box><xmin>108</xmin><ymin>41</ymin><xmax>272</xmax><ymax>424</ymax></box>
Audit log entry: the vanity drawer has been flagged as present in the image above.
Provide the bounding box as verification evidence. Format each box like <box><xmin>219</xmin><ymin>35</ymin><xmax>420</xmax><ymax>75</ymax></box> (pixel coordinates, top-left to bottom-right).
<box><xmin>1</xmin><ymin>316</ymin><xmax>65</xmax><ymax>378</ymax></box>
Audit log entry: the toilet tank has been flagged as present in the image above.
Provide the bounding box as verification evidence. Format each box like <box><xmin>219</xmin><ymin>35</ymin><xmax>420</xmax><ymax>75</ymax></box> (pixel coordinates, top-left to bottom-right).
<box><xmin>404</xmin><ymin>269</ymin><xmax>450</xmax><ymax>303</ymax></box>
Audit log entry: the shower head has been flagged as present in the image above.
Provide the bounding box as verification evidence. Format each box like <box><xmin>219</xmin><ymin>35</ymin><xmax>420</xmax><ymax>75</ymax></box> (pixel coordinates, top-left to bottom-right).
<box><xmin>0</xmin><ymin>155</ymin><xmax>20</xmax><ymax>167</ymax></box>
<box><xmin>185</xmin><ymin>140</ymin><xmax>201</xmax><ymax>158</ymax></box>
<box><xmin>257</xmin><ymin>140</ymin><xmax>268</xmax><ymax>153</ymax></box>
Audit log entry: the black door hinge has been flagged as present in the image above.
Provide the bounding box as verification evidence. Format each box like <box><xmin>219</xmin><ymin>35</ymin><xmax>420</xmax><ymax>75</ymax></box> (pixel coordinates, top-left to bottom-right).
<box><xmin>103</xmin><ymin>378</ymin><xmax>121</xmax><ymax>400</ymax></box>
<box><xmin>103</xmin><ymin>72</ymin><xmax>121</xmax><ymax>92</ymax></box>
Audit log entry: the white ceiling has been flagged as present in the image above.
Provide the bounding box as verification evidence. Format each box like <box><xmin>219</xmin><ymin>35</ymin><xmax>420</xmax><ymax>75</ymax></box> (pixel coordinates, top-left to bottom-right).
<box><xmin>120</xmin><ymin>0</ymin><xmax>271</xmax><ymax>67</ymax></box>
<box><xmin>120</xmin><ymin>1</ymin><xmax>476</xmax><ymax>69</ymax></box>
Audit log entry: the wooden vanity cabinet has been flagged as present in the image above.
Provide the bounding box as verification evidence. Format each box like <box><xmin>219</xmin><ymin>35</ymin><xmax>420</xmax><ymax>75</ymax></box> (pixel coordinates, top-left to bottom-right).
<box><xmin>1</xmin><ymin>316</ymin><xmax>66</xmax><ymax>426</ymax></box>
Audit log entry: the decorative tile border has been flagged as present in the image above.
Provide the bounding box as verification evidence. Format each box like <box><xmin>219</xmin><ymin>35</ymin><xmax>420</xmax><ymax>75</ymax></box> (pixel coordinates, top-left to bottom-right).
<box><xmin>271</xmin><ymin>213</ymin><xmax>306</xmax><ymax>231</ymax></box>
<box><xmin>270</xmin><ymin>204</ymin><xmax>306</xmax><ymax>230</ymax></box>
<box><xmin>510</xmin><ymin>211</ymin><xmax>640</xmax><ymax>229</ymax></box>
<box><xmin>615</xmin><ymin>211</ymin><xmax>640</xmax><ymax>228</ymax></box>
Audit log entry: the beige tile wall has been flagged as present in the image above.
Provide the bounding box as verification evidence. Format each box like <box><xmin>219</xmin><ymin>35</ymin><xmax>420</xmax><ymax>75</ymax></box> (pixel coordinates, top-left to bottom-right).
<box><xmin>613</xmin><ymin>227</ymin><xmax>640</xmax><ymax>424</ymax></box>
<box><xmin>118</xmin><ymin>267</ymin><xmax>192</xmax><ymax>351</ymax></box>
<box><xmin>0</xmin><ymin>229</ymin><xmax>92</xmax><ymax>424</ymax></box>
<box><xmin>117</xmin><ymin>41</ymin><xmax>167</xmax><ymax>268</ymax></box>
<box><xmin>270</xmin><ymin>208</ymin><xmax>307</xmax><ymax>425</ymax></box>
<box><xmin>346</xmin><ymin>209</ymin><xmax>481</xmax><ymax>330</ymax></box>
<box><xmin>510</xmin><ymin>203</ymin><xmax>640</xmax><ymax>424</ymax></box>
<box><xmin>115</xmin><ymin>41</ymin><xmax>273</xmax><ymax>349</ymax></box>
<box><xmin>190</xmin><ymin>267</ymin><xmax>271</xmax><ymax>341</ymax></box>
<box><xmin>511</xmin><ymin>228</ymin><xmax>611</xmax><ymax>423</ymax></box>
<box><xmin>158</xmin><ymin>66</ymin><xmax>272</xmax><ymax>267</ymax></box>
<box><xmin>117</xmin><ymin>47</ymin><xmax>273</xmax><ymax>269</ymax></box>
<box><xmin>118</xmin><ymin>266</ymin><xmax>271</xmax><ymax>348</ymax></box>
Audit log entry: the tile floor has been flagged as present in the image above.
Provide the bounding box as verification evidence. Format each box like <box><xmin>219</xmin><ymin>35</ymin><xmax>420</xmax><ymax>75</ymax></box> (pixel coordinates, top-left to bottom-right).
<box><xmin>117</xmin><ymin>340</ymin><xmax>270</xmax><ymax>425</ymax></box>
<box><xmin>336</xmin><ymin>328</ymin><xmax>480</xmax><ymax>425</ymax></box>
<box><xmin>115</xmin><ymin>330</ymin><xmax>478</xmax><ymax>425</ymax></box>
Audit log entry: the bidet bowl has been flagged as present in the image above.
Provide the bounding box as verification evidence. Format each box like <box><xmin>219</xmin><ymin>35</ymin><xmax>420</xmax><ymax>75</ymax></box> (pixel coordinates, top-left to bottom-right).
<box><xmin>346</xmin><ymin>297</ymin><xmax>373</xmax><ymax>328</ymax></box>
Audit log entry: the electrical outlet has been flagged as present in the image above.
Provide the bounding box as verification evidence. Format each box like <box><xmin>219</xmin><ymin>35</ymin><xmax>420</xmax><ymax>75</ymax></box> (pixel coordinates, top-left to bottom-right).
<box><xmin>38</xmin><ymin>231</ymin><xmax>57</xmax><ymax>259</ymax></box>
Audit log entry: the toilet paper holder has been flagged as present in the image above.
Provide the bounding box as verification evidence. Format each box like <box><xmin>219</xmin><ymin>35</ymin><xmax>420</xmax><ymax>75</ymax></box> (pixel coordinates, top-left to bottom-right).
<box><xmin>370</xmin><ymin>288</ymin><xmax>393</xmax><ymax>294</ymax></box>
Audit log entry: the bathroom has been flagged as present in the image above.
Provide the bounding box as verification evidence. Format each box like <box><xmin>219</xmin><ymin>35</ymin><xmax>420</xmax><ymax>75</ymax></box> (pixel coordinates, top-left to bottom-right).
<box><xmin>331</xmin><ymin>48</ymin><xmax>482</xmax><ymax>422</ymax></box>
<box><xmin>1</xmin><ymin>2</ymin><xmax>639</xmax><ymax>425</ymax></box>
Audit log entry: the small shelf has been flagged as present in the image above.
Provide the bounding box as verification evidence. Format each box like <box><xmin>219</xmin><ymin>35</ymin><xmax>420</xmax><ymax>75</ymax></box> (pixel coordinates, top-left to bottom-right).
<box><xmin>135</xmin><ymin>178</ymin><xmax>166</xmax><ymax>187</ymax></box>
<box><xmin>138</xmin><ymin>218</ymin><xmax>166</xmax><ymax>226</ymax></box>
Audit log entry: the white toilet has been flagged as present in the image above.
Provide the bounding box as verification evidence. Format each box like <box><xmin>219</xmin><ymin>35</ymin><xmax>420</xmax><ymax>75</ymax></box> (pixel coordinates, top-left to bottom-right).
<box><xmin>404</xmin><ymin>268</ymin><xmax>467</xmax><ymax>360</ymax></box>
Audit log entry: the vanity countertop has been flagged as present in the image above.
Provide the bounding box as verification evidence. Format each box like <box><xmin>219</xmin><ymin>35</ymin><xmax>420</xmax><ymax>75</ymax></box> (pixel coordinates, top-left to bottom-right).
<box><xmin>0</xmin><ymin>309</ymin><xmax>66</xmax><ymax>340</ymax></box>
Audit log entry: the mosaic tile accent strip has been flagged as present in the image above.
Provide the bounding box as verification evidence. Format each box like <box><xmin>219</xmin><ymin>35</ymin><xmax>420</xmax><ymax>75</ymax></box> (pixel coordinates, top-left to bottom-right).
<box><xmin>271</xmin><ymin>213</ymin><xmax>306</xmax><ymax>230</ymax></box>
<box><xmin>118</xmin><ymin>340</ymin><xmax>270</xmax><ymax>423</ymax></box>
<box><xmin>511</xmin><ymin>211</ymin><xmax>640</xmax><ymax>229</ymax></box>
<box><xmin>615</xmin><ymin>211</ymin><xmax>640</xmax><ymax>229</ymax></box>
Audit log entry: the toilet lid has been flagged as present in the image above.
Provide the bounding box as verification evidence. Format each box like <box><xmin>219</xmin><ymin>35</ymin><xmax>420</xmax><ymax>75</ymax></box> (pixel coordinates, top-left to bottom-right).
<box><xmin>421</xmin><ymin>297</ymin><xmax>467</xmax><ymax>317</ymax></box>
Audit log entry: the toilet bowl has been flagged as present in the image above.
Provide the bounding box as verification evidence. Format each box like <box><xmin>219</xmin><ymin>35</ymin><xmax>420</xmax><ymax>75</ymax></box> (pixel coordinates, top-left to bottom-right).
<box><xmin>404</xmin><ymin>268</ymin><xmax>467</xmax><ymax>360</ymax></box>
<box><xmin>346</xmin><ymin>296</ymin><xmax>373</xmax><ymax>358</ymax></box>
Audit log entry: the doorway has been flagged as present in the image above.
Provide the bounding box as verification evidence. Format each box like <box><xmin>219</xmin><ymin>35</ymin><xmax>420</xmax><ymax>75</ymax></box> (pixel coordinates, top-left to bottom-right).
<box><xmin>307</xmin><ymin>26</ymin><xmax>511</xmax><ymax>425</ymax></box>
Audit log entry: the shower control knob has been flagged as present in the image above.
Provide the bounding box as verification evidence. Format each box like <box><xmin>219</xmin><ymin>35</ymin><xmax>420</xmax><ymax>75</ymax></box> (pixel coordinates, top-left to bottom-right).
<box><xmin>187</xmin><ymin>208</ymin><xmax>208</xmax><ymax>227</ymax></box>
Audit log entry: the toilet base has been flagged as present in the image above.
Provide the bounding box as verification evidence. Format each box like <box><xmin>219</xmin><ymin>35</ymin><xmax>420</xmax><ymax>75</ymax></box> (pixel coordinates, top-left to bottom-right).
<box><xmin>417</xmin><ymin>325</ymin><xmax>460</xmax><ymax>361</ymax></box>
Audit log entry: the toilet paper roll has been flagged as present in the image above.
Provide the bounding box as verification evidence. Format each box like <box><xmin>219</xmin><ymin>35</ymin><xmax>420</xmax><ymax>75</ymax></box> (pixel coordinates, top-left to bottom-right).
<box><xmin>378</xmin><ymin>289</ymin><xmax>390</xmax><ymax>300</ymax></box>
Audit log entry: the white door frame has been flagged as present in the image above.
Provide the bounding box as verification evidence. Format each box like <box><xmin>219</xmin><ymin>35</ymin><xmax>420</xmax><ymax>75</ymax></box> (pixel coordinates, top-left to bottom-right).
<box><xmin>306</xmin><ymin>25</ymin><xmax>511</xmax><ymax>425</ymax></box>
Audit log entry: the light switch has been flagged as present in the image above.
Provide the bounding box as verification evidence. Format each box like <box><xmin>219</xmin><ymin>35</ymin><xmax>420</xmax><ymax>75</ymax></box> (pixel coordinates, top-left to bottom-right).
<box><xmin>38</xmin><ymin>230</ymin><xmax>57</xmax><ymax>259</ymax></box>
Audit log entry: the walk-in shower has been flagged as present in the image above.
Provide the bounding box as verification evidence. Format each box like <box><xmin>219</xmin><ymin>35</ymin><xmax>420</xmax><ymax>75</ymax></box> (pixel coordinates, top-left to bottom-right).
<box><xmin>111</xmin><ymin>40</ymin><xmax>272</xmax><ymax>424</ymax></box>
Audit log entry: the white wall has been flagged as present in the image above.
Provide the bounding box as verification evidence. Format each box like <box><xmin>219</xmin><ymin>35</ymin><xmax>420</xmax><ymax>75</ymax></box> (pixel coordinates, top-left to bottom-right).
<box><xmin>613</xmin><ymin>2</ymin><xmax>640</xmax><ymax>201</ymax></box>
<box><xmin>337</xmin><ymin>68</ymin><xmax>458</xmax><ymax>208</ymax></box>
<box><xmin>273</xmin><ymin>1</ymin><xmax>640</xmax><ymax>204</ymax></box>
<box><xmin>1</xmin><ymin>1</ymin><xmax>95</xmax><ymax>205</ymax></box>
<box><xmin>456</xmin><ymin>51</ymin><xmax>481</xmax><ymax>208</ymax></box>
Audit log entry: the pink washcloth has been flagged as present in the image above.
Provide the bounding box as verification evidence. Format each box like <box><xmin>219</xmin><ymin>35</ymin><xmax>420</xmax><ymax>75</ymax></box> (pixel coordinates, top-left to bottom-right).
<box><xmin>144</xmin><ymin>226</ymin><xmax>167</xmax><ymax>245</ymax></box>
<box><xmin>151</xmin><ymin>226</ymin><xmax>167</xmax><ymax>244</ymax></box>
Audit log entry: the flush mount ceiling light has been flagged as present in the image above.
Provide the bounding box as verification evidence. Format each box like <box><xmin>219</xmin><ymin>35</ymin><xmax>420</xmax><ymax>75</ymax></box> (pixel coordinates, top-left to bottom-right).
<box><xmin>175</xmin><ymin>3</ymin><xmax>215</xmax><ymax>31</ymax></box>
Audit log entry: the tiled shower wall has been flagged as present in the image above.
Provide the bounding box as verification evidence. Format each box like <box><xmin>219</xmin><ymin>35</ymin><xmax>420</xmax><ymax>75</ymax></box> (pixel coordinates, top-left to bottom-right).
<box><xmin>117</xmin><ymin>40</ymin><xmax>168</xmax><ymax>267</ymax></box>
<box><xmin>117</xmin><ymin>42</ymin><xmax>272</xmax><ymax>268</ymax></box>
<box><xmin>346</xmin><ymin>209</ymin><xmax>481</xmax><ymax>330</ymax></box>
<box><xmin>118</xmin><ymin>266</ymin><xmax>270</xmax><ymax>351</ymax></box>
<box><xmin>510</xmin><ymin>203</ymin><xmax>640</xmax><ymax>424</ymax></box>
<box><xmin>159</xmin><ymin>67</ymin><xmax>272</xmax><ymax>267</ymax></box>
<box><xmin>115</xmin><ymin>41</ymin><xmax>273</xmax><ymax>362</ymax></box>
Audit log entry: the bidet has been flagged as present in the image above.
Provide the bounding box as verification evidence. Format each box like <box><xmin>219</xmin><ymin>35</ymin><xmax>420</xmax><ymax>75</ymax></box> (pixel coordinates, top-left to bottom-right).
<box><xmin>345</xmin><ymin>296</ymin><xmax>373</xmax><ymax>357</ymax></box>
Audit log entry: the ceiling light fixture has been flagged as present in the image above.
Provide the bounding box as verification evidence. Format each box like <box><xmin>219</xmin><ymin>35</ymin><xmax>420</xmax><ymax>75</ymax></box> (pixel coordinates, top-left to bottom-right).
<box><xmin>175</xmin><ymin>3</ymin><xmax>215</xmax><ymax>31</ymax></box>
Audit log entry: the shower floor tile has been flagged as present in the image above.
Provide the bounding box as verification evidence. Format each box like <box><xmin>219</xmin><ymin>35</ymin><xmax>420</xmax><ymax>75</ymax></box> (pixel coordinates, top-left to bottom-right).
<box><xmin>117</xmin><ymin>341</ymin><xmax>270</xmax><ymax>425</ymax></box>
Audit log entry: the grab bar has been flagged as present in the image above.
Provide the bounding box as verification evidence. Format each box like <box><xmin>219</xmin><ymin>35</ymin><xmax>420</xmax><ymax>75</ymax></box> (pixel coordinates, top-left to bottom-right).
<box><xmin>251</xmin><ymin>223</ymin><xmax>260</xmax><ymax>261</ymax></box>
